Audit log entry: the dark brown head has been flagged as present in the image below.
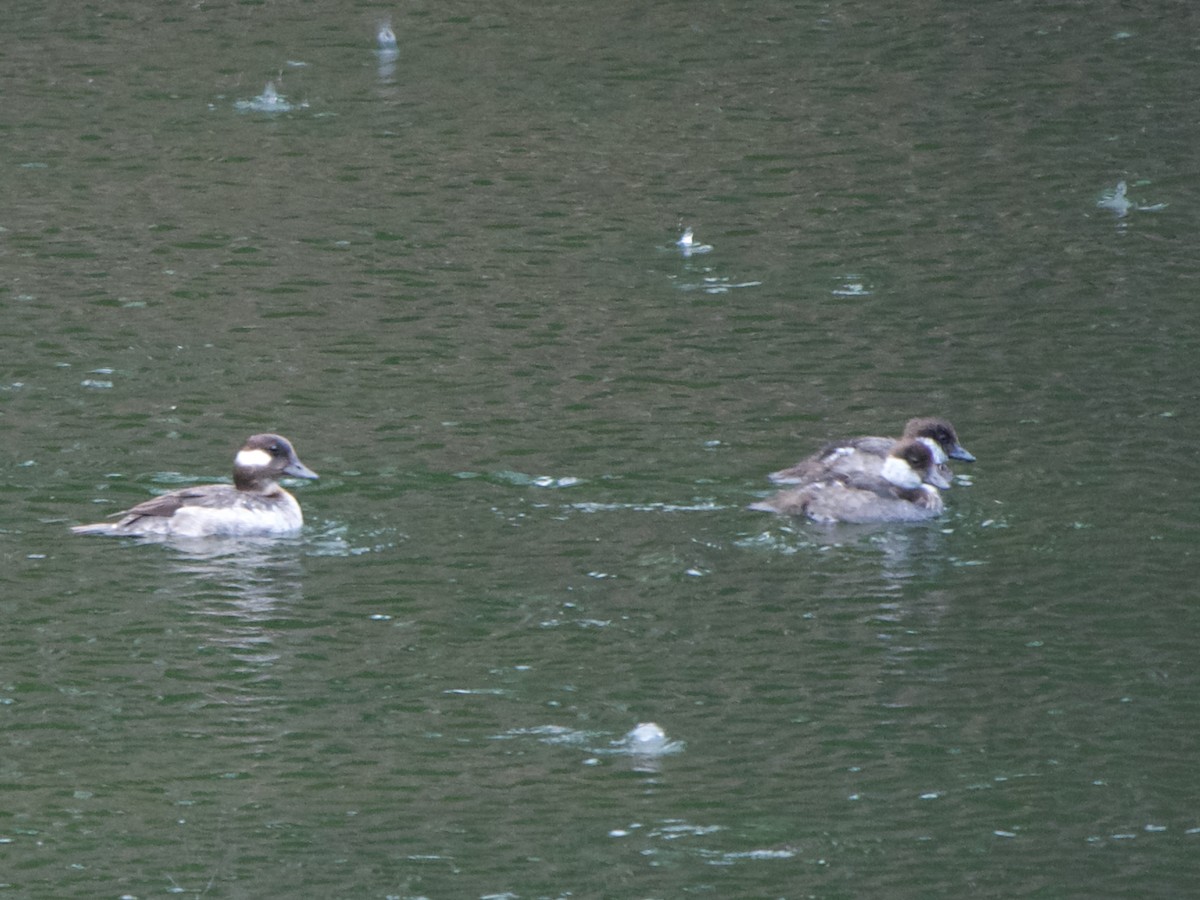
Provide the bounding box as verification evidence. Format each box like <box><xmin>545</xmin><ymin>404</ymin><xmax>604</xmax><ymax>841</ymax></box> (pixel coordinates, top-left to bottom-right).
<box><xmin>233</xmin><ymin>434</ymin><xmax>318</xmax><ymax>491</ymax></box>
<box><xmin>881</xmin><ymin>439</ymin><xmax>936</xmax><ymax>490</ymax></box>
<box><xmin>902</xmin><ymin>417</ymin><xmax>976</xmax><ymax>463</ymax></box>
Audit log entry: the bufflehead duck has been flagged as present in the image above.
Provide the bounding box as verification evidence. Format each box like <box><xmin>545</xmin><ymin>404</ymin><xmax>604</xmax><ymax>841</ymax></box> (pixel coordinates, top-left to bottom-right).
<box><xmin>1097</xmin><ymin>180</ymin><xmax>1133</xmax><ymax>218</ymax></box>
<box><xmin>675</xmin><ymin>226</ymin><xmax>712</xmax><ymax>257</ymax></box>
<box><xmin>71</xmin><ymin>433</ymin><xmax>318</xmax><ymax>538</ymax></box>
<box><xmin>768</xmin><ymin>416</ymin><xmax>974</xmax><ymax>487</ymax></box>
<box><xmin>751</xmin><ymin>438</ymin><xmax>945</xmax><ymax>524</ymax></box>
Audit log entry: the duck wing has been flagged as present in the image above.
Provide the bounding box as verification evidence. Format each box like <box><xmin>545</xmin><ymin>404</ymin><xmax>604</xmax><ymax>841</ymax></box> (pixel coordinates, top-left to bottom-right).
<box><xmin>769</xmin><ymin>435</ymin><xmax>892</xmax><ymax>484</ymax></box>
<box><xmin>110</xmin><ymin>484</ymin><xmax>232</xmax><ymax>524</ymax></box>
<box><xmin>836</xmin><ymin>435</ymin><xmax>893</xmax><ymax>456</ymax></box>
<box><xmin>836</xmin><ymin>470</ymin><xmax>904</xmax><ymax>498</ymax></box>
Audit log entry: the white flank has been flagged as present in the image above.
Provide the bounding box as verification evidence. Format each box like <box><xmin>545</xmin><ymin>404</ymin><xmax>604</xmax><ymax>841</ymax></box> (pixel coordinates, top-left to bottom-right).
<box><xmin>235</xmin><ymin>448</ymin><xmax>273</xmax><ymax>468</ymax></box>
<box><xmin>881</xmin><ymin>454</ymin><xmax>922</xmax><ymax>489</ymax></box>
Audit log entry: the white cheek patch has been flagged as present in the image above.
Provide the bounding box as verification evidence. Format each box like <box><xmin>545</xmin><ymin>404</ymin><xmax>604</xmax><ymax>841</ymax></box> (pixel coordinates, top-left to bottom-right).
<box><xmin>882</xmin><ymin>455</ymin><xmax>922</xmax><ymax>489</ymax></box>
<box><xmin>236</xmin><ymin>448</ymin><xmax>273</xmax><ymax>468</ymax></box>
<box><xmin>918</xmin><ymin>437</ymin><xmax>948</xmax><ymax>465</ymax></box>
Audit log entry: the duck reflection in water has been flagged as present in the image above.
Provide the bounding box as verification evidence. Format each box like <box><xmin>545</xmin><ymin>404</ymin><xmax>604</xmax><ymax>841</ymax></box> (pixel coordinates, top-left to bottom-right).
<box><xmin>166</xmin><ymin>537</ymin><xmax>305</xmax><ymax>662</ymax></box>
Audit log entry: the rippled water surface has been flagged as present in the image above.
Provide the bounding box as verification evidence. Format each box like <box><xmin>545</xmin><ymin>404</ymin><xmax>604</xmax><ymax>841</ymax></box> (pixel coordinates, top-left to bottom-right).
<box><xmin>4</xmin><ymin>1</ymin><xmax>1200</xmax><ymax>897</ymax></box>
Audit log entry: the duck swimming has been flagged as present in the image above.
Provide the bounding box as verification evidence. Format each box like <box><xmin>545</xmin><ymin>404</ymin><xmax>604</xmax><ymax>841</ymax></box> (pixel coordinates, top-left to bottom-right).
<box><xmin>768</xmin><ymin>416</ymin><xmax>974</xmax><ymax>487</ymax></box>
<box><xmin>675</xmin><ymin>226</ymin><xmax>712</xmax><ymax>257</ymax></box>
<box><xmin>71</xmin><ymin>433</ymin><xmax>318</xmax><ymax>538</ymax></box>
<box><xmin>751</xmin><ymin>438</ymin><xmax>945</xmax><ymax>524</ymax></box>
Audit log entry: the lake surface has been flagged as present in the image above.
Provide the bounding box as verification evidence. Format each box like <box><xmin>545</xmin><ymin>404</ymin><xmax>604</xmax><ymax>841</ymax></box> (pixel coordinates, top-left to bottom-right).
<box><xmin>3</xmin><ymin>1</ymin><xmax>1199</xmax><ymax>897</ymax></box>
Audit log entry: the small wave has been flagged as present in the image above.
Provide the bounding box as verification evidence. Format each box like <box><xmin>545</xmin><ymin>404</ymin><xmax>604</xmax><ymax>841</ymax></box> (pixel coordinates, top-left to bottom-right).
<box><xmin>569</xmin><ymin>500</ymin><xmax>725</xmax><ymax>513</ymax></box>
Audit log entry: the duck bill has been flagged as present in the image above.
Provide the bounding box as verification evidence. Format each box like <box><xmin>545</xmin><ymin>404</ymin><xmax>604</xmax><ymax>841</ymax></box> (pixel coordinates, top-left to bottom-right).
<box><xmin>948</xmin><ymin>444</ymin><xmax>976</xmax><ymax>463</ymax></box>
<box><xmin>928</xmin><ymin>464</ymin><xmax>953</xmax><ymax>490</ymax></box>
<box><xmin>284</xmin><ymin>461</ymin><xmax>319</xmax><ymax>480</ymax></box>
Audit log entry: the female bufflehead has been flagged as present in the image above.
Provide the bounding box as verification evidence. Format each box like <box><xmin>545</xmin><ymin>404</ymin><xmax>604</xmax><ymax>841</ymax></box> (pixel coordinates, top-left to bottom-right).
<box><xmin>71</xmin><ymin>434</ymin><xmax>318</xmax><ymax>538</ymax></box>
<box><xmin>768</xmin><ymin>416</ymin><xmax>974</xmax><ymax>487</ymax></box>
<box><xmin>751</xmin><ymin>438</ymin><xmax>945</xmax><ymax>524</ymax></box>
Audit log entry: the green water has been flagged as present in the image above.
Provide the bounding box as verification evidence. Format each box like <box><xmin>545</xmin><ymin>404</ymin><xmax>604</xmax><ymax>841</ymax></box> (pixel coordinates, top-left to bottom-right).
<box><xmin>3</xmin><ymin>1</ymin><xmax>1199</xmax><ymax>897</ymax></box>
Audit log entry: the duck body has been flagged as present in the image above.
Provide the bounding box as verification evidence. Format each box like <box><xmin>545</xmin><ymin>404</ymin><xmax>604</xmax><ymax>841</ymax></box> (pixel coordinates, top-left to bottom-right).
<box><xmin>768</xmin><ymin>416</ymin><xmax>973</xmax><ymax>487</ymax></box>
<box><xmin>752</xmin><ymin>438</ymin><xmax>945</xmax><ymax>524</ymax></box>
<box><xmin>71</xmin><ymin>434</ymin><xmax>318</xmax><ymax>538</ymax></box>
<box><xmin>751</xmin><ymin>478</ymin><xmax>944</xmax><ymax>524</ymax></box>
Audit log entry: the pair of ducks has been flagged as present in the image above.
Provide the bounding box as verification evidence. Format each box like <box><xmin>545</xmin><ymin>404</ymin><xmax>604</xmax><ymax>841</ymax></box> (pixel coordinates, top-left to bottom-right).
<box><xmin>751</xmin><ymin>417</ymin><xmax>975</xmax><ymax>524</ymax></box>
<box><xmin>71</xmin><ymin>418</ymin><xmax>974</xmax><ymax>538</ymax></box>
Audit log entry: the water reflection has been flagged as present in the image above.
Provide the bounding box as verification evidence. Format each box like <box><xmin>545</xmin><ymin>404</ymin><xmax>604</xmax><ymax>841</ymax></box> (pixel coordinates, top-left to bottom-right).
<box><xmin>666</xmin><ymin>235</ymin><xmax>762</xmax><ymax>293</ymax></box>
<box><xmin>831</xmin><ymin>274</ymin><xmax>873</xmax><ymax>297</ymax></box>
<box><xmin>159</xmin><ymin>537</ymin><xmax>306</xmax><ymax>669</ymax></box>
<box><xmin>738</xmin><ymin>519</ymin><xmax>953</xmax><ymax>588</ymax></box>
<box><xmin>672</xmin><ymin>269</ymin><xmax>764</xmax><ymax>295</ymax></box>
